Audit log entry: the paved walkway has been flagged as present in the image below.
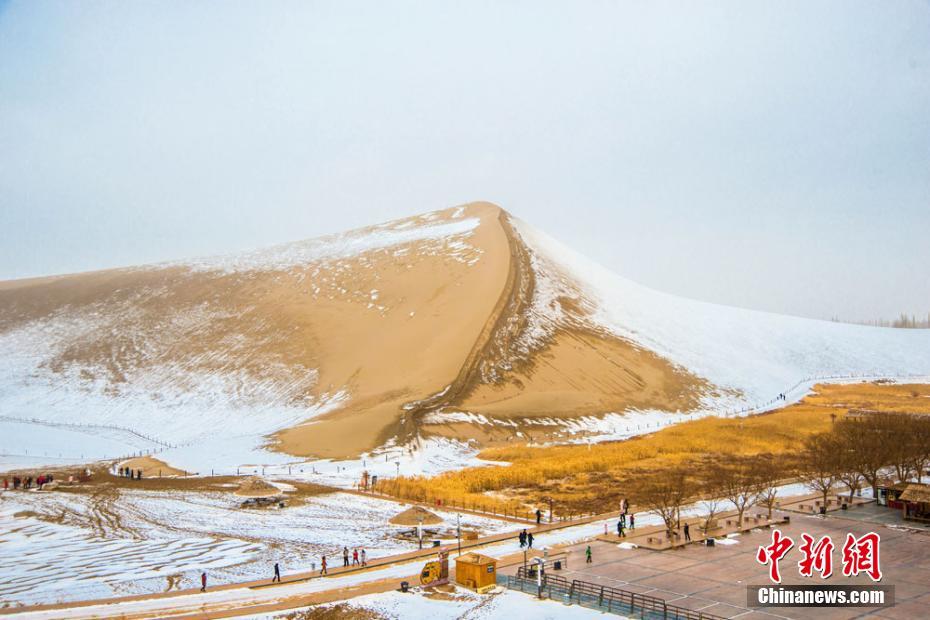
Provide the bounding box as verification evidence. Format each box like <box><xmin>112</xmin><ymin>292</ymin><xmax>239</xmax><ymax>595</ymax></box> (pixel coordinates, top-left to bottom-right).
<box><xmin>501</xmin><ymin>501</ymin><xmax>930</xmax><ymax>620</ymax></box>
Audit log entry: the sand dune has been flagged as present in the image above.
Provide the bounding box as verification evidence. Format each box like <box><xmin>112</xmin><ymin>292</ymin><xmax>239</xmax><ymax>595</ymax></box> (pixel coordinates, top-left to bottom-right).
<box><xmin>2</xmin><ymin>201</ymin><xmax>928</xmax><ymax>468</ymax></box>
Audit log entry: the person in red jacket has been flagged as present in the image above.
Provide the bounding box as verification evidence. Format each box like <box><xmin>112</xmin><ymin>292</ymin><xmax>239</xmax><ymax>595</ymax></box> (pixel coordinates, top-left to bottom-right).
<box><xmin>200</xmin><ymin>572</ymin><xmax>207</xmax><ymax>592</ymax></box>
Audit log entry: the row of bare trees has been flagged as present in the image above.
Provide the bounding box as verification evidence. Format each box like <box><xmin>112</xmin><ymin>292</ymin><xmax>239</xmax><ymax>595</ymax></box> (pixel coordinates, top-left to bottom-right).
<box><xmin>627</xmin><ymin>453</ymin><xmax>787</xmax><ymax>538</ymax></box>
<box><xmin>627</xmin><ymin>413</ymin><xmax>930</xmax><ymax>537</ymax></box>
<box><xmin>801</xmin><ymin>413</ymin><xmax>930</xmax><ymax>508</ymax></box>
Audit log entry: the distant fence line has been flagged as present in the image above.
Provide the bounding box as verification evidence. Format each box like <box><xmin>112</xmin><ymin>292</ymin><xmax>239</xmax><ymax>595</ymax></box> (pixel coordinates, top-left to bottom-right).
<box><xmin>0</xmin><ymin>413</ymin><xmax>173</xmax><ymax>448</ymax></box>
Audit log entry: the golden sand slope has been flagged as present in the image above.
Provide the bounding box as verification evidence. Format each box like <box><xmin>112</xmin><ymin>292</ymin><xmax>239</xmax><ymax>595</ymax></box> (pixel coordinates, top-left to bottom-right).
<box><xmin>0</xmin><ymin>202</ymin><xmax>707</xmax><ymax>460</ymax></box>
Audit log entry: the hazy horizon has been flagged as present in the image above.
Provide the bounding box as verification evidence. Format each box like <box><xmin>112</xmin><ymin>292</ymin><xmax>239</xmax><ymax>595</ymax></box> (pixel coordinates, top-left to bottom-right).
<box><xmin>2</xmin><ymin>1</ymin><xmax>929</xmax><ymax>323</ymax></box>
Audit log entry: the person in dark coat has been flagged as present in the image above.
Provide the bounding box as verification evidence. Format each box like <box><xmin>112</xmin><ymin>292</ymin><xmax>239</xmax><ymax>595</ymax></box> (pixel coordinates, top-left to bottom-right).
<box><xmin>273</xmin><ymin>562</ymin><xmax>281</xmax><ymax>582</ymax></box>
<box><xmin>527</xmin><ymin>532</ymin><xmax>534</xmax><ymax>548</ymax></box>
<box><xmin>535</xmin><ymin>509</ymin><xmax>542</xmax><ymax>524</ymax></box>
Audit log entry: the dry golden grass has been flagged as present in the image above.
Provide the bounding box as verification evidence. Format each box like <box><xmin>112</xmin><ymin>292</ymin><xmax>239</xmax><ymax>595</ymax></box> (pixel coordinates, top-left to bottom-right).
<box><xmin>379</xmin><ymin>383</ymin><xmax>930</xmax><ymax>514</ymax></box>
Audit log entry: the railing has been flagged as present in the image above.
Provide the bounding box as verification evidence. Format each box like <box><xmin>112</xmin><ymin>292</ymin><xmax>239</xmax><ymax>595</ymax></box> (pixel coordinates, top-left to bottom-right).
<box><xmin>507</xmin><ymin>568</ymin><xmax>726</xmax><ymax>620</ymax></box>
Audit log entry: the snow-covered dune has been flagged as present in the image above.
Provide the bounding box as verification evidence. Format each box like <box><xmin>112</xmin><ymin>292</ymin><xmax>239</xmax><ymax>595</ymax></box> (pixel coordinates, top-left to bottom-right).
<box><xmin>515</xmin><ymin>218</ymin><xmax>930</xmax><ymax>410</ymax></box>
<box><xmin>1</xmin><ymin>202</ymin><xmax>928</xmax><ymax>473</ymax></box>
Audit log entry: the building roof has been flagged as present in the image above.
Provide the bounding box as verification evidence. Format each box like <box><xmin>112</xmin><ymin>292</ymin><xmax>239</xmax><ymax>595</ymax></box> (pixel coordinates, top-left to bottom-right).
<box><xmin>389</xmin><ymin>506</ymin><xmax>443</xmax><ymax>526</ymax></box>
<box><xmin>456</xmin><ymin>552</ymin><xmax>496</xmax><ymax>565</ymax></box>
<box><xmin>899</xmin><ymin>483</ymin><xmax>930</xmax><ymax>504</ymax></box>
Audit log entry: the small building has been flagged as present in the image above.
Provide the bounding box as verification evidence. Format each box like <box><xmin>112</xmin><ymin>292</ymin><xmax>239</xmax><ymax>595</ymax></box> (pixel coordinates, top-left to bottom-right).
<box><xmin>455</xmin><ymin>552</ymin><xmax>497</xmax><ymax>593</ymax></box>
<box><xmin>898</xmin><ymin>483</ymin><xmax>930</xmax><ymax>524</ymax></box>
<box><xmin>876</xmin><ymin>481</ymin><xmax>908</xmax><ymax>507</ymax></box>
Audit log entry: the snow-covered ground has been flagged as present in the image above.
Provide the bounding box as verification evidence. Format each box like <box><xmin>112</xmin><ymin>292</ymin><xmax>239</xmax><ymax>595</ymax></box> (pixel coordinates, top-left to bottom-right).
<box><xmin>0</xmin><ymin>488</ymin><xmax>513</xmax><ymax>607</ymax></box>
<box><xmin>0</xmin><ymin>479</ymin><xmax>830</xmax><ymax>616</ymax></box>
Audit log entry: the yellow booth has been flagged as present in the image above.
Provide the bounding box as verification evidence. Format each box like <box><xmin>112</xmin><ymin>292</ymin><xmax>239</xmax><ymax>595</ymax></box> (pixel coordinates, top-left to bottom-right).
<box><xmin>455</xmin><ymin>552</ymin><xmax>497</xmax><ymax>593</ymax></box>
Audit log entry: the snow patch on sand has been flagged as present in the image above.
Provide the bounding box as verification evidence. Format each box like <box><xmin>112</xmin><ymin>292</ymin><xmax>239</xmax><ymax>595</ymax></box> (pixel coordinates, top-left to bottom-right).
<box><xmin>176</xmin><ymin>217</ymin><xmax>481</xmax><ymax>274</ymax></box>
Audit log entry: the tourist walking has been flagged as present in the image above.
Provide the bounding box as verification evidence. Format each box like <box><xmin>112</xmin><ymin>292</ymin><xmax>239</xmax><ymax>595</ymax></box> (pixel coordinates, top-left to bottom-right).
<box><xmin>527</xmin><ymin>532</ymin><xmax>534</xmax><ymax>548</ymax></box>
<box><xmin>321</xmin><ymin>556</ymin><xmax>328</xmax><ymax>575</ymax></box>
<box><xmin>200</xmin><ymin>572</ymin><xmax>207</xmax><ymax>592</ymax></box>
<box><xmin>617</xmin><ymin>521</ymin><xmax>626</xmax><ymax>538</ymax></box>
<box><xmin>629</xmin><ymin>514</ymin><xmax>635</xmax><ymax>530</ymax></box>
<box><xmin>585</xmin><ymin>545</ymin><xmax>592</xmax><ymax>563</ymax></box>
<box><xmin>684</xmin><ymin>523</ymin><xmax>691</xmax><ymax>542</ymax></box>
<box><xmin>519</xmin><ymin>529</ymin><xmax>527</xmax><ymax>548</ymax></box>
<box><xmin>273</xmin><ymin>562</ymin><xmax>281</xmax><ymax>582</ymax></box>
<box><xmin>536</xmin><ymin>509</ymin><xmax>542</xmax><ymax>524</ymax></box>
<box><xmin>343</xmin><ymin>546</ymin><xmax>349</xmax><ymax>567</ymax></box>
<box><xmin>352</xmin><ymin>548</ymin><xmax>359</xmax><ymax>566</ymax></box>
<box><xmin>360</xmin><ymin>549</ymin><xmax>367</xmax><ymax>566</ymax></box>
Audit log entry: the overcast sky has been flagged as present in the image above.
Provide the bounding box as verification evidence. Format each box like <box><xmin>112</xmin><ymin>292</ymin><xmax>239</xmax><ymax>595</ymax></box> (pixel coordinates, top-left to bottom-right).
<box><xmin>1</xmin><ymin>1</ymin><xmax>928</xmax><ymax>322</ymax></box>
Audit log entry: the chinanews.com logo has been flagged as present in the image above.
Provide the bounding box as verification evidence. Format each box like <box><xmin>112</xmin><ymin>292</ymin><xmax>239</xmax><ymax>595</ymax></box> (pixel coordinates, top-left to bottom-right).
<box><xmin>747</xmin><ymin>529</ymin><xmax>894</xmax><ymax>608</ymax></box>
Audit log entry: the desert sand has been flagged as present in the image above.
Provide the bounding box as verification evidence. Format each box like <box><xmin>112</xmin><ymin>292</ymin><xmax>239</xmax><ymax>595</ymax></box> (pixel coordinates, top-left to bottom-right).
<box><xmin>0</xmin><ymin>202</ymin><xmax>708</xmax><ymax>463</ymax></box>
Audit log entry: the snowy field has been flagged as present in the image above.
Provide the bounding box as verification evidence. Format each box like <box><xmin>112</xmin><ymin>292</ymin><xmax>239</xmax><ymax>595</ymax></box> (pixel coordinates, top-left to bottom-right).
<box><xmin>1</xmin><ymin>481</ymin><xmax>828</xmax><ymax>618</ymax></box>
<box><xmin>0</xmin><ymin>487</ymin><xmax>513</xmax><ymax>607</ymax></box>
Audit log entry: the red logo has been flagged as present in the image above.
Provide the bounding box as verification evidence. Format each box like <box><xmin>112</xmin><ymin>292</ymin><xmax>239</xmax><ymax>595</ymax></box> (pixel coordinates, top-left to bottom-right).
<box><xmin>757</xmin><ymin>530</ymin><xmax>882</xmax><ymax>583</ymax></box>
<box><xmin>798</xmin><ymin>533</ymin><xmax>834</xmax><ymax>579</ymax></box>
<box><xmin>841</xmin><ymin>532</ymin><xmax>882</xmax><ymax>582</ymax></box>
<box><xmin>756</xmin><ymin>530</ymin><xmax>794</xmax><ymax>583</ymax></box>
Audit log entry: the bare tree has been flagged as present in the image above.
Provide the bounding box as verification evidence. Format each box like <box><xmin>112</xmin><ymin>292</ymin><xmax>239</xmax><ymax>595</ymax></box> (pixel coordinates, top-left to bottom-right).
<box><xmin>627</xmin><ymin>466</ymin><xmax>694</xmax><ymax>538</ymax></box>
<box><xmin>835</xmin><ymin>417</ymin><xmax>890</xmax><ymax>496</ymax></box>
<box><xmin>905</xmin><ymin>416</ymin><xmax>930</xmax><ymax>484</ymax></box>
<box><xmin>801</xmin><ymin>433</ymin><xmax>842</xmax><ymax>511</ymax></box>
<box><xmin>883</xmin><ymin>414</ymin><xmax>916</xmax><ymax>483</ymax></box>
<box><xmin>695</xmin><ymin>462</ymin><xmax>727</xmax><ymax>533</ymax></box>
<box><xmin>837</xmin><ymin>466</ymin><xmax>864</xmax><ymax>502</ymax></box>
<box><xmin>751</xmin><ymin>453</ymin><xmax>786</xmax><ymax>520</ymax></box>
<box><xmin>713</xmin><ymin>456</ymin><xmax>758</xmax><ymax>527</ymax></box>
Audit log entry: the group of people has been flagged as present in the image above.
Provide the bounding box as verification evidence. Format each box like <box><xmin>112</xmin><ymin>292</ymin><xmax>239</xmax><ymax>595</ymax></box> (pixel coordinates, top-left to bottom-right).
<box><xmin>319</xmin><ymin>547</ymin><xmax>368</xmax><ymax>575</ymax></box>
<box><xmin>117</xmin><ymin>466</ymin><xmax>143</xmax><ymax>480</ymax></box>
<box><xmin>616</xmin><ymin>497</ymin><xmax>635</xmax><ymax>538</ymax></box>
<box><xmin>2</xmin><ymin>473</ymin><xmax>55</xmax><ymax>491</ymax></box>
<box><xmin>198</xmin><ymin>548</ymin><xmax>372</xmax><ymax>593</ymax></box>
<box><xmin>518</xmin><ymin>528</ymin><xmax>534</xmax><ymax>548</ymax></box>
